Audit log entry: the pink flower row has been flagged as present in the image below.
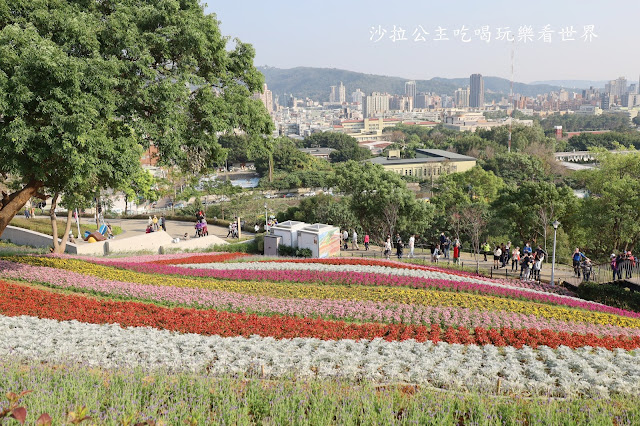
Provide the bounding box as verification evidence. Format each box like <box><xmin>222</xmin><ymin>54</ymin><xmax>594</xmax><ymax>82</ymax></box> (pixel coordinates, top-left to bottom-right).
<box><xmin>88</xmin><ymin>258</ymin><xmax>640</xmax><ymax>320</ymax></box>
<box><xmin>1</xmin><ymin>260</ymin><xmax>637</xmax><ymax>338</ymax></box>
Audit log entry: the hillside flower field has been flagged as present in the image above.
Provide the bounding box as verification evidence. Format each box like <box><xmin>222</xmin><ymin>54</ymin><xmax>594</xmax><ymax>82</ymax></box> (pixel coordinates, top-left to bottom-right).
<box><xmin>1</xmin><ymin>252</ymin><xmax>640</xmax><ymax>423</ymax></box>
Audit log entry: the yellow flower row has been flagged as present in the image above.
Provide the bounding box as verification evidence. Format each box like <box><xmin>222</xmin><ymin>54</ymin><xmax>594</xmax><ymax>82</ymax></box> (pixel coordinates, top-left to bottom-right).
<box><xmin>8</xmin><ymin>256</ymin><xmax>640</xmax><ymax>329</ymax></box>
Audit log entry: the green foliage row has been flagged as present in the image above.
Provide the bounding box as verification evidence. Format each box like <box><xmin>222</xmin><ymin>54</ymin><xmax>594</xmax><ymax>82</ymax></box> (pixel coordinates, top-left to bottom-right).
<box><xmin>208</xmin><ymin>241</ymin><xmax>260</xmax><ymax>254</ymax></box>
<box><xmin>277</xmin><ymin>244</ymin><xmax>313</xmax><ymax>258</ymax></box>
<box><xmin>576</xmin><ymin>282</ymin><xmax>640</xmax><ymax>313</ymax></box>
<box><xmin>3</xmin><ymin>360</ymin><xmax>640</xmax><ymax>425</ymax></box>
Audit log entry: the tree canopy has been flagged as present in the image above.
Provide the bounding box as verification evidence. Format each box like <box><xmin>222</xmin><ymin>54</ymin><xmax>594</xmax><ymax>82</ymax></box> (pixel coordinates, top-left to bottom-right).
<box><xmin>0</xmin><ymin>0</ymin><xmax>272</xmax><ymax>237</ymax></box>
<box><xmin>330</xmin><ymin>161</ymin><xmax>433</xmax><ymax>241</ymax></box>
<box><xmin>303</xmin><ymin>132</ymin><xmax>370</xmax><ymax>162</ymax></box>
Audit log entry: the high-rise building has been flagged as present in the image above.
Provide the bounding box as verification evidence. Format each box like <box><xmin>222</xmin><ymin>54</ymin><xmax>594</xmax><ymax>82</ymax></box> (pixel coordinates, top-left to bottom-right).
<box><xmin>363</xmin><ymin>92</ymin><xmax>390</xmax><ymax>118</ymax></box>
<box><xmin>390</xmin><ymin>95</ymin><xmax>413</xmax><ymax>112</ymax></box>
<box><xmin>605</xmin><ymin>77</ymin><xmax>627</xmax><ymax>97</ymax></box>
<box><xmin>405</xmin><ymin>81</ymin><xmax>417</xmax><ymax>102</ymax></box>
<box><xmin>414</xmin><ymin>93</ymin><xmax>430</xmax><ymax>109</ymax></box>
<box><xmin>454</xmin><ymin>87</ymin><xmax>470</xmax><ymax>108</ymax></box>
<box><xmin>469</xmin><ymin>74</ymin><xmax>484</xmax><ymax>108</ymax></box>
<box><xmin>330</xmin><ymin>82</ymin><xmax>346</xmax><ymax>103</ymax></box>
<box><xmin>600</xmin><ymin>93</ymin><xmax>613</xmax><ymax>110</ymax></box>
<box><xmin>338</xmin><ymin>82</ymin><xmax>346</xmax><ymax>104</ymax></box>
<box><xmin>255</xmin><ymin>83</ymin><xmax>273</xmax><ymax>113</ymax></box>
<box><xmin>329</xmin><ymin>85</ymin><xmax>337</xmax><ymax>103</ymax></box>
<box><xmin>351</xmin><ymin>89</ymin><xmax>365</xmax><ymax>104</ymax></box>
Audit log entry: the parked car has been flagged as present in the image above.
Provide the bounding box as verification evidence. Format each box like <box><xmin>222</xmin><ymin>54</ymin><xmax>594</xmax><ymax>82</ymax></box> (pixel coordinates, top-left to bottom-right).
<box><xmin>284</xmin><ymin>193</ymin><xmax>297</xmax><ymax>198</ymax></box>
<box><xmin>303</xmin><ymin>191</ymin><xmax>316</xmax><ymax>197</ymax></box>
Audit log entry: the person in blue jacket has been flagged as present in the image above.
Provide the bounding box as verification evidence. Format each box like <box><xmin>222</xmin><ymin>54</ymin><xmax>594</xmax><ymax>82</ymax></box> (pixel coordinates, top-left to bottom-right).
<box><xmin>572</xmin><ymin>248</ymin><xmax>586</xmax><ymax>277</ymax></box>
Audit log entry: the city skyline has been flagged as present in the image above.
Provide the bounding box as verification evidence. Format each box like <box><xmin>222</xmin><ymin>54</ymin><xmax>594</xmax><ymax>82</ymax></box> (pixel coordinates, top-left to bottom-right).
<box><xmin>205</xmin><ymin>0</ymin><xmax>639</xmax><ymax>83</ymax></box>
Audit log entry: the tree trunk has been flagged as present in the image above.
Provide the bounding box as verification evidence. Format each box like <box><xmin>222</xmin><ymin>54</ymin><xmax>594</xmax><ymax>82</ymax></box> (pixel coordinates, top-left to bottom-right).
<box><xmin>49</xmin><ymin>193</ymin><xmax>72</xmax><ymax>254</ymax></box>
<box><xmin>124</xmin><ymin>194</ymin><xmax>129</xmax><ymax>216</ymax></box>
<box><xmin>0</xmin><ymin>180</ymin><xmax>45</xmax><ymax>238</ymax></box>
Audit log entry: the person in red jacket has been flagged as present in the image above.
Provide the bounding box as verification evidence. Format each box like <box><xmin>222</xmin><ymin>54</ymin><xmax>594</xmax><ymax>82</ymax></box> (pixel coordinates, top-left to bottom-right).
<box><xmin>453</xmin><ymin>241</ymin><xmax>460</xmax><ymax>264</ymax></box>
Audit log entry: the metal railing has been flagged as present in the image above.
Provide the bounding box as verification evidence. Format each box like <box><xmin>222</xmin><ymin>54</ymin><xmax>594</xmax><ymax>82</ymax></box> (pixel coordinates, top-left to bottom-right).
<box><xmin>588</xmin><ymin>259</ymin><xmax>640</xmax><ymax>286</ymax></box>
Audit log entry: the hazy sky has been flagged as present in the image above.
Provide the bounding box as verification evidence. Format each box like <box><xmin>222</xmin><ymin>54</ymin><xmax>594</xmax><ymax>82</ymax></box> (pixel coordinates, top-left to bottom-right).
<box><xmin>204</xmin><ymin>0</ymin><xmax>639</xmax><ymax>84</ymax></box>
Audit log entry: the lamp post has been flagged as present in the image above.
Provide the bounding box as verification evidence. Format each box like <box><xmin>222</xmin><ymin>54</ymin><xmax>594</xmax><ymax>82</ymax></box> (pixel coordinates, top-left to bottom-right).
<box><xmin>264</xmin><ymin>204</ymin><xmax>268</xmax><ymax>232</ymax></box>
<box><xmin>551</xmin><ymin>220</ymin><xmax>560</xmax><ymax>286</ymax></box>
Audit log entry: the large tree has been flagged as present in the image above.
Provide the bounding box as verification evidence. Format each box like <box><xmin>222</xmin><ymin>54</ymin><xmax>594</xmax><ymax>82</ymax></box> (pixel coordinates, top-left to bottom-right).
<box><xmin>330</xmin><ymin>161</ymin><xmax>433</xmax><ymax>241</ymax></box>
<box><xmin>574</xmin><ymin>151</ymin><xmax>640</xmax><ymax>258</ymax></box>
<box><xmin>0</xmin><ymin>0</ymin><xmax>272</xmax><ymax>238</ymax></box>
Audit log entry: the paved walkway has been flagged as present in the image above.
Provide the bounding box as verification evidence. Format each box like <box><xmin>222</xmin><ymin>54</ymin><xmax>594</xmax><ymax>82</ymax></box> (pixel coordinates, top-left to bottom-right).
<box><xmin>336</xmin><ymin>244</ymin><xmax>576</xmax><ymax>285</ymax></box>
<box><xmin>31</xmin><ymin>215</ymin><xmax>253</xmax><ymax>243</ymax></box>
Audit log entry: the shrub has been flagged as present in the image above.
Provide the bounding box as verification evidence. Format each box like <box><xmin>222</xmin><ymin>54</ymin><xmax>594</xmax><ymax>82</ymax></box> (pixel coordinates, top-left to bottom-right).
<box><xmin>278</xmin><ymin>244</ymin><xmax>312</xmax><ymax>258</ymax></box>
<box><xmin>577</xmin><ymin>282</ymin><xmax>640</xmax><ymax>313</ymax></box>
<box><xmin>210</xmin><ymin>241</ymin><xmax>260</xmax><ymax>254</ymax></box>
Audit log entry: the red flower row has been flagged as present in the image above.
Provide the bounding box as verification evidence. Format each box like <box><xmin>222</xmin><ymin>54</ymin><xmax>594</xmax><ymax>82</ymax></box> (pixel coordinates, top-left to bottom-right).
<box><xmin>151</xmin><ymin>252</ymin><xmax>249</xmax><ymax>265</ymax></box>
<box><xmin>1</xmin><ymin>280</ymin><xmax>638</xmax><ymax>351</ymax></box>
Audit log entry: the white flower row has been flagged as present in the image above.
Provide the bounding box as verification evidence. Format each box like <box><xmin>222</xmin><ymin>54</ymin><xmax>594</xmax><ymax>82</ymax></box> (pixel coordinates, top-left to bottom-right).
<box><xmin>2</xmin><ymin>314</ymin><xmax>639</xmax><ymax>397</ymax></box>
<box><xmin>178</xmin><ymin>261</ymin><xmax>582</xmax><ymax>303</ymax></box>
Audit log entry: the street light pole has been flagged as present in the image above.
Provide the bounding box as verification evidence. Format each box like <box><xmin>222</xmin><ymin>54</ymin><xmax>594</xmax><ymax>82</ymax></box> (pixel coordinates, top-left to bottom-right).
<box><xmin>264</xmin><ymin>204</ymin><xmax>268</xmax><ymax>232</ymax></box>
<box><xmin>551</xmin><ymin>220</ymin><xmax>560</xmax><ymax>286</ymax></box>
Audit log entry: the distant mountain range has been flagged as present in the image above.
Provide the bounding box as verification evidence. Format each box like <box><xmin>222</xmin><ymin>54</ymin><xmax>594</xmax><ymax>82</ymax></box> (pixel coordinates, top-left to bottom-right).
<box><xmin>258</xmin><ymin>66</ymin><xmax>569</xmax><ymax>102</ymax></box>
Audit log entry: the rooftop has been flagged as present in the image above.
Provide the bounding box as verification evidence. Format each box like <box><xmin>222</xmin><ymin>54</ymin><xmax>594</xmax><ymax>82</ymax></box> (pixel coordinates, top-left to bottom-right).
<box><xmin>414</xmin><ymin>148</ymin><xmax>477</xmax><ymax>161</ymax></box>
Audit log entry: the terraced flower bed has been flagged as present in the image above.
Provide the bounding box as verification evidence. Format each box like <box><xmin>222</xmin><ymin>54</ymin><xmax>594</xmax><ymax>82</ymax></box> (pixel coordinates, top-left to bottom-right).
<box><xmin>2</xmin><ymin>252</ymin><xmax>640</xmax><ymax>421</ymax></box>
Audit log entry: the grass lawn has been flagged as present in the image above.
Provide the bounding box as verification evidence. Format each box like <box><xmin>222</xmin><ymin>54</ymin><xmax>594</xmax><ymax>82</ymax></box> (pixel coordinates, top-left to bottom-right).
<box><xmin>2</xmin><ymin>361</ymin><xmax>638</xmax><ymax>424</ymax></box>
<box><xmin>9</xmin><ymin>217</ymin><xmax>122</xmax><ymax>239</ymax></box>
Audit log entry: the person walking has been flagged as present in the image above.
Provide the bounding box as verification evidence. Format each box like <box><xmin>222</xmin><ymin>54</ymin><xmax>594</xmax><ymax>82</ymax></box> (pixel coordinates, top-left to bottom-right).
<box><xmin>615</xmin><ymin>252</ymin><xmax>624</xmax><ymax>281</ymax></box>
<box><xmin>532</xmin><ymin>253</ymin><xmax>543</xmax><ymax>282</ymax></box>
<box><xmin>227</xmin><ymin>222</ymin><xmax>233</xmax><ymax>238</ymax></box>
<box><xmin>572</xmin><ymin>248</ymin><xmax>586</xmax><ymax>277</ymax></box>
<box><xmin>511</xmin><ymin>247</ymin><xmax>521</xmax><ymax>271</ymax></box>
<box><xmin>147</xmin><ymin>216</ymin><xmax>153</xmax><ymax>229</ymax></box>
<box><xmin>352</xmin><ymin>229</ymin><xmax>359</xmax><ymax>250</ymax></box>
<box><xmin>396</xmin><ymin>239</ymin><xmax>404</xmax><ymax>259</ymax></box>
<box><xmin>254</xmin><ymin>223</ymin><xmax>260</xmax><ymax>233</ymax></box>
<box><xmin>443</xmin><ymin>236</ymin><xmax>451</xmax><ymax>259</ymax></box>
<box><xmin>408</xmin><ymin>234</ymin><xmax>415</xmax><ymax>258</ymax></box>
<box><xmin>482</xmin><ymin>241</ymin><xmax>491</xmax><ymax>262</ymax></box>
<box><xmin>611</xmin><ymin>253</ymin><xmax>619</xmax><ymax>281</ymax></box>
<box><xmin>342</xmin><ymin>229</ymin><xmax>349</xmax><ymax>250</ymax></box>
<box><xmin>493</xmin><ymin>245</ymin><xmax>502</xmax><ymax>269</ymax></box>
<box><xmin>626</xmin><ymin>251</ymin><xmax>635</xmax><ymax>279</ymax></box>
<box><xmin>453</xmin><ymin>241</ymin><xmax>460</xmax><ymax>264</ymax></box>
<box><xmin>152</xmin><ymin>215</ymin><xmax>159</xmax><ymax>231</ymax></box>
<box><xmin>364</xmin><ymin>233</ymin><xmax>370</xmax><ymax>251</ymax></box>
<box><xmin>160</xmin><ymin>215</ymin><xmax>166</xmax><ymax>232</ymax></box>
<box><xmin>582</xmin><ymin>258</ymin><xmax>593</xmax><ymax>282</ymax></box>
<box><xmin>384</xmin><ymin>237</ymin><xmax>392</xmax><ymax>260</ymax></box>
<box><xmin>521</xmin><ymin>252</ymin><xmax>532</xmax><ymax>281</ymax></box>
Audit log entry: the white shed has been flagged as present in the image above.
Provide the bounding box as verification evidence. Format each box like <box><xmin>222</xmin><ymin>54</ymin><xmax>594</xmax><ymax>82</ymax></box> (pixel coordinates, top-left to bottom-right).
<box><xmin>297</xmin><ymin>223</ymin><xmax>341</xmax><ymax>258</ymax></box>
<box><xmin>268</xmin><ymin>220</ymin><xmax>307</xmax><ymax>248</ymax></box>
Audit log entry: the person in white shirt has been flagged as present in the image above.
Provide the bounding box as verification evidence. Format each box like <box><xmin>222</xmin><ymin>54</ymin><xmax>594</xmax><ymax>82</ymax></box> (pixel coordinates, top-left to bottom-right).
<box><xmin>493</xmin><ymin>246</ymin><xmax>502</xmax><ymax>269</ymax></box>
<box><xmin>352</xmin><ymin>230</ymin><xmax>359</xmax><ymax>250</ymax></box>
<box><xmin>408</xmin><ymin>235</ymin><xmax>415</xmax><ymax>258</ymax></box>
<box><xmin>384</xmin><ymin>237</ymin><xmax>392</xmax><ymax>260</ymax></box>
